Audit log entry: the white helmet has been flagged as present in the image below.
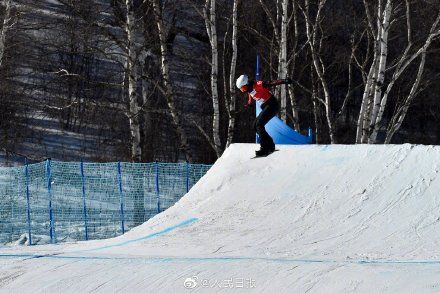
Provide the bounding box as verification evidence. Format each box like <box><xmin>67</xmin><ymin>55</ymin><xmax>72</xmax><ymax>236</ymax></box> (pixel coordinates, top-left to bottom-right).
<box><xmin>236</xmin><ymin>74</ymin><xmax>248</xmax><ymax>89</ymax></box>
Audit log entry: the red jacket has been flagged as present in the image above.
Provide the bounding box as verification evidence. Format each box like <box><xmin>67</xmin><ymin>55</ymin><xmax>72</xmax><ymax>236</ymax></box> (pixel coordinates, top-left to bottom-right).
<box><xmin>246</xmin><ymin>80</ymin><xmax>288</xmax><ymax>105</ymax></box>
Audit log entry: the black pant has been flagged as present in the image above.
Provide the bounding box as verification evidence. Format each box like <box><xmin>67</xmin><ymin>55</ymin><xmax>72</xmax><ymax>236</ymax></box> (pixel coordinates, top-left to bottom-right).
<box><xmin>254</xmin><ymin>96</ymin><xmax>279</xmax><ymax>151</ymax></box>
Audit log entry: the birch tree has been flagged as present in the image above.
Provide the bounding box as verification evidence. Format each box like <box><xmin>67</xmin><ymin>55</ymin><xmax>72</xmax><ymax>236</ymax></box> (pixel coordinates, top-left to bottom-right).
<box><xmin>125</xmin><ymin>0</ymin><xmax>145</xmax><ymax>225</ymax></box>
<box><xmin>366</xmin><ymin>0</ymin><xmax>392</xmax><ymax>142</ymax></box>
<box><xmin>255</xmin><ymin>0</ymin><xmax>301</xmax><ymax>127</ymax></box>
<box><xmin>287</xmin><ymin>0</ymin><xmax>300</xmax><ymax>131</ymax></box>
<box><xmin>59</xmin><ymin>0</ymin><xmax>146</xmax><ymax>160</ymax></box>
<box><xmin>150</xmin><ymin>0</ymin><xmax>193</xmax><ymax>162</ymax></box>
<box><xmin>356</xmin><ymin>0</ymin><xmax>391</xmax><ymax>143</ymax></box>
<box><xmin>384</xmin><ymin>9</ymin><xmax>440</xmax><ymax>143</ymax></box>
<box><xmin>125</xmin><ymin>0</ymin><xmax>143</xmax><ymax>162</ymax></box>
<box><xmin>203</xmin><ymin>0</ymin><xmax>222</xmax><ymax>158</ymax></box>
<box><xmin>0</xmin><ymin>0</ymin><xmax>12</xmax><ymax>68</ymax></box>
<box><xmin>299</xmin><ymin>0</ymin><xmax>336</xmax><ymax>143</ymax></box>
<box><xmin>49</xmin><ymin>0</ymin><xmax>151</xmax><ymax>163</ymax></box>
<box><xmin>226</xmin><ymin>0</ymin><xmax>239</xmax><ymax>147</ymax></box>
<box><xmin>258</xmin><ymin>0</ymin><xmax>292</xmax><ymax>123</ymax></box>
<box><xmin>356</xmin><ymin>0</ymin><xmax>440</xmax><ymax>143</ymax></box>
<box><xmin>278</xmin><ymin>0</ymin><xmax>288</xmax><ymax>122</ymax></box>
<box><xmin>385</xmin><ymin>50</ymin><xmax>426</xmax><ymax>143</ymax></box>
<box><xmin>310</xmin><ymin>65</ymin><xmax>320</xmax><ymax>143</ymax></box>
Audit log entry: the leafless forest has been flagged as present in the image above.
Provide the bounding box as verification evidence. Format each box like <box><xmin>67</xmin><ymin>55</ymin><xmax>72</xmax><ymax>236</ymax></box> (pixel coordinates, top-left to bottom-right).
<box><xmin>0</xmin><ymin>0</ymin><xmax>439</xmax><ymax>164</ymax></box>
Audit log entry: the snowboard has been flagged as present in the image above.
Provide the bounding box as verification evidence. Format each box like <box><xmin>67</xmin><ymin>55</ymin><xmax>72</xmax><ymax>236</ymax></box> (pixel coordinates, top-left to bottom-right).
<box><xmin>251</xmin><ymin>149</ymin><xmax>279</xmax><ymax>159</ymax></box>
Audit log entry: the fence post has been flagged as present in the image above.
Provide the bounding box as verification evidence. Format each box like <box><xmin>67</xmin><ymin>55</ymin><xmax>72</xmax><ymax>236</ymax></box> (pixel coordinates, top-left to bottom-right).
<box><xmin>155</xmin><ymin>162</ymin><xmax>160</xmax><ymax>213</ymax></box>
<box><xmin>46</xmin><ymin>159</ymin><xmax>55</xmax><ymax>244</ymax></box>
<box><xmin>117</xmin><ymin>162</ymin><xmax>125</xmax><ymax>234</ymax></box>
<box><xmin>24</xmin><ymin>158</ymin><xmax>32</xmax><ymax>246</ymax></box>
<box><xmin>80</xmin><ymin>161</ymin><xmax>89</xmax><ymax>241</ymax></box>
<box><xmin>186</xmin><ymin>161</ymin><xmax>190</xmax><ymax>193</ymax></box>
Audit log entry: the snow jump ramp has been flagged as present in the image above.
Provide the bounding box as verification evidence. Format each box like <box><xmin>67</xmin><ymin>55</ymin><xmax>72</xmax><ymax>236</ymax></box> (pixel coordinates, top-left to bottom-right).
<box><xmin>1</xmin><ymin>143</ymin><xmax>440</xmax><ymax>292</ymax></box>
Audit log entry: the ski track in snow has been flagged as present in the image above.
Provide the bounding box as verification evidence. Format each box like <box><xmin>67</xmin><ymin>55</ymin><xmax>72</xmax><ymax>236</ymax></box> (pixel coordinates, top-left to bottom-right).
<box><xmin>1</xmin><ymin>143</ymin><xmax>440</xmax><ymax>292</ymax></box>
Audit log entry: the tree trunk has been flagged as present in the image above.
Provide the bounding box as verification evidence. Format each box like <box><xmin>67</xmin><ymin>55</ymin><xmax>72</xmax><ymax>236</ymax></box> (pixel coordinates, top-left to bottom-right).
<box><xmin>204</xmin><ymin>0</ymin><xmax>222</xmax><ymax>158</ymax></box>
<box><xmin>311</xmin><ymin>69</ymin><xmax>320</xmax><ymax>144</ymax></box>
<box><xmin>125</xmin><ymin>0</ymin><xmax>142</xmax><ymax>162</ymax></box>
<box><xmin>141</xmin><ymin>53</ymin><xmax>153</xmax><ymax>161</ymax></box>
<box><xmin>278</xmin><ymin>0</ymin><xmax>288</xmax><ymax>122</ymax></box>
<box><xmin>226</xmin><ymin>0</ymin><xmax>239</xmax><ymax>148</ymax></box>
<box><xmin>356</xmin><ymin>0</ymin><xmax>381</xmax><ymax>143</ymax></box>
<box><xmin>287</xmin><ymin>85</ymin><xmax>300</xmax><ymax>131</ymax></box>
<box><xmin>356</xmin><ymin>64</ymin><xmax>374</xmax><ymax>143</ymax></box>
<box><xmin>367</xmin><ymin>0</ymin><xmax>392</xmax><ymax>143</ymax></box>
<box><xmin>125</xmin><ymin>0</ymin><xmax>145</xmax><ymax>226</ymax></box>
<box><xmin>370</xmin><ymin>8</ymin><xmax>440</xmax><ymax>143</ymax></box>
<box><xmin>301</xmin><ymin>0</ymin><xmax>335</xmax><ymax>143</ymax></box>
<box><xmin>151</xmin><ymin>0</ymin><xmax>193</xmax><ymax>162</ymax></box>
<box><xmin>360</xmin><ymin>0</ymin><xmax>383</xmax><ymax>143</ymax></box>
<box><xmin>288</xmin><ymin>0</ymin><xmax>300</xmax><ymax>131</ymax></box>
<box><xmin>385</xmin><ymin>51</ymin><xmax>427</xmax><ymax>144</ymax></box>
<box><xmin>0</xmin><ymin>0</ymin><xmax>11</xmax><ymax>68</ymax></box>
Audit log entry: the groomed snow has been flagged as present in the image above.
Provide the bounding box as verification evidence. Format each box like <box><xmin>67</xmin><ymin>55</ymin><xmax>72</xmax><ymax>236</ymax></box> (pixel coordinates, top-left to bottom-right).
<box><xmin>1</xmin><ymin>143</ymin><xmax>440</xmax><ymax>292</ymax></box>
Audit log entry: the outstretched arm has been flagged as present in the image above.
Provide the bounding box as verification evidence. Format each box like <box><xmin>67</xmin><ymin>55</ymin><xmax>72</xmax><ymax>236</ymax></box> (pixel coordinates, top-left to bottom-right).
<box><xmin>263</xmin><ymin>78</ymin><xmax>293</xmax><ymax>88</ymax></box>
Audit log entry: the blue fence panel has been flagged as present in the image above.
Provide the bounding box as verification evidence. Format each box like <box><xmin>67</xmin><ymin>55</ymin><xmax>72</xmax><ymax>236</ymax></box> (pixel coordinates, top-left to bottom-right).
<box><xmin>189</xmin><ymin>164</ymin><xmax>212</xmax><ymax>188</ymax></box>
<box><xmin>50</xmin><ymin>161</ymin><xmax>85</xmax><ymax>242</ymax></box>
<box><xmin>0</xmin><ymin>167</ymin><xmax>26</xmax><ymax>244</ymax></box>
<box><xmin>0</xmin><ymin>167</ymin><xmax>14</xmax><ymax>243</ymax></box>
<box><xmin>158</xmin><ymin>163</ymin><xmax>187</xmax><ymax>211</ymax></box>
<box><xmin>0</xmin><ymin>161</ymin><xmax>211</xmax><ymax>245</ymax></box>
<box><xmin>82</xmin><ymin>162</ymin><xmax>122</xmax><ymax>240</ymax></box>
<box><xmin>25</xmin><ymin>162</ymin><xmax>48</xmax><ymax>244</ymax></box>
<box><xmin>119</xmin><ymin>163</ymin><xmax>155</xmax><ymax>230</ymax></box>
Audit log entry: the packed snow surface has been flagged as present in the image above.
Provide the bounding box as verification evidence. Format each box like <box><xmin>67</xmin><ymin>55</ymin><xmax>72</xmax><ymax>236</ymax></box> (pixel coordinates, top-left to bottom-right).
<box><xmin>1</xmin><ymin>143</ymin><xmax>440</xmax><ymax>292</ymax></box>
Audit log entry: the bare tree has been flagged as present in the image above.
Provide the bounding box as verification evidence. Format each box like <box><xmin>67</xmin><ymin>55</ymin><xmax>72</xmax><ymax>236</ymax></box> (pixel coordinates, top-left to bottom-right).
<box><xmin>54</xmin><ymin>0</ymin><xmax>146</xmax><ymax>160</ymax></box>
<box><xmin>356</xmin><ymin>0</ymin><xmax>392</xmax><ymax>143</ymax></box>
<box><xmin>203</xmin><ymin>0</ymin><xmax>222</xmax><ymax>157</ymax></box>
<box><xmin>287</xmin><ymin>0</ymin><xmax>300</xmax><ymax>131</ymax></box>
<box><xmin>356</xmin><ymin>0</ymin><xmax>440</xmax><ymax>143</ymax></box>
<box><xmin>366</xmin><ymin>0</ymin><xmax>392</xmax><ymax>143</ymax></box>
<box><xmin>310</xmin><ymin>64</ymin><xmax>320</xmax><ymax>143</ymax></box>
<box><xmin>0</xmin><ymin>0</ymin><xmax>12</xmax><ymax>68</ymax></box>
<box><xmin>384</xmin><ymin>9</ymin><xmax>440</xmax><ymax>143</ymax></box>
<box><xmin>258</xmin><ymin>0</ymin><xmax>292</xmax><ymax>123</ymax></box>
<box><xmin>150</xmin><ymin>0</ymin><xmax>193</xmax><ymax>162</ymax></box>
<box><xmin>226</xmin><ymin>0</ymin><xmax>239</xmax><ymax>147</ymax></box>
<box><xmin>299</xmin><ymin>0</ymin><xmax>336</xmax><ymax>143</ymax></box>
<box><xmin>278</xmin><ymin>0</ymin><xmax>288</xmax><ymax>122</ymax></box>
<box><xmin>125</xmin><ymin>0</ymin><xmax>143</xmax><ymax>162</ymax></box>
<box><xmin>385</xmin><ymin>50</ymin><xmax>426</xmax><ymax>143</ymax></box>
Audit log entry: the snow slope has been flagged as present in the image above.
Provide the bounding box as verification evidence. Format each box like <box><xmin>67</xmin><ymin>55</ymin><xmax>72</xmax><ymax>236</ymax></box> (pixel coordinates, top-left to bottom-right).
<box><xmin>1</xmin><ymin>143</ymin><xmax>440</xmax><ymax>292</ymax></box>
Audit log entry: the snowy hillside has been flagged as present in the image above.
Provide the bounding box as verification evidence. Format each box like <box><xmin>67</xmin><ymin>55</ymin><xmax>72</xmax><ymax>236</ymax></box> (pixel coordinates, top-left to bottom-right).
<box><xmin>1</xmin><ymin>143</ymin><xmax>440</xmax><ymax>292</ymax></box>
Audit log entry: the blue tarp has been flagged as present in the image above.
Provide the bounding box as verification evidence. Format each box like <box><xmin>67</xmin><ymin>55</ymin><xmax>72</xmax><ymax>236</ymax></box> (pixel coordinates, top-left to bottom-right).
<box><xmin>256</xmin><ymin>101</ymin><xmax>312</xmax><ymax>145</ymax></box>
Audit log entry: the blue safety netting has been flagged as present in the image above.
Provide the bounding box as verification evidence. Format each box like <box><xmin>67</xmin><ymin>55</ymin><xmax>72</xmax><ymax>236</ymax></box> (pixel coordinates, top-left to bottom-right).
<box><xmin>0</xmin><ymin>161</ymin><xmax>212</xmax><ymax>245</ymax></box>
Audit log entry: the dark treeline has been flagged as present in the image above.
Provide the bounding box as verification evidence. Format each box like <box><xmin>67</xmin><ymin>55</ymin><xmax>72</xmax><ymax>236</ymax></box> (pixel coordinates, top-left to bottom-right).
<box><xmin>0</xmin><ymin>0</ymin><xmax>439</xmax><ymax>165</ymax></box>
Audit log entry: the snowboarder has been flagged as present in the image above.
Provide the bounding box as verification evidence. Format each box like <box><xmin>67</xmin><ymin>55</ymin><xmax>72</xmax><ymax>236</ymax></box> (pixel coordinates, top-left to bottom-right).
<box><xmin>236</xmin><ymin>74</ymin><xmax>292</xmax><ymax>157</ymax></box>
